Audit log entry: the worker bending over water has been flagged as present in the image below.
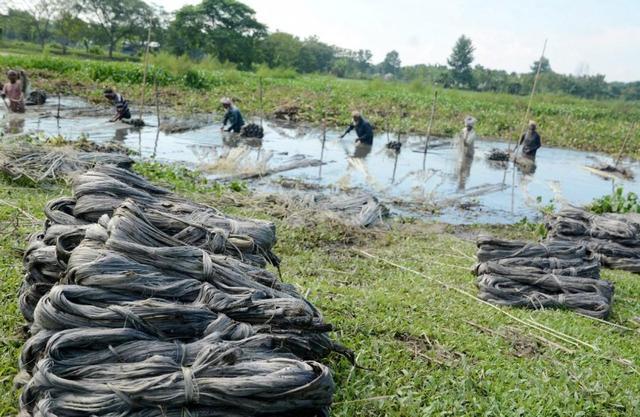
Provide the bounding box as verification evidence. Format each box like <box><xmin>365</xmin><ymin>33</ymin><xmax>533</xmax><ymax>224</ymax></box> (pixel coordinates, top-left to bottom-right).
<box><xmin>340</xmin><ymin>111</ymin><xmax>374</xmax><ymax>145</ymax></box>
<box><xmin>1</xmin><ymin>70</ymin><xmax>25</xmax><ymax>113</ymax></box>
<box><xmin>103</xmin><ymin>88</ymin><xmax>131</xmax><ymax>122</ymax></box>
<box><xmin>220</xmin><ymin>97</ymin><xmax>245</xmax><ymax>133</ymax></box>
<box><xmin>519</xmin><ymin>120</ymin><xmax>542</xmax><ymax>160</ymax></box>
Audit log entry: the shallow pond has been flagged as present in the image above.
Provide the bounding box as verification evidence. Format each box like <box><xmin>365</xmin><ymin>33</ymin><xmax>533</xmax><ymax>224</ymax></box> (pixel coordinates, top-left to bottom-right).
<box><xmin>2</xmin><ymin>97</ymin><xmax>638</xmax><ymax>224</ymax></box>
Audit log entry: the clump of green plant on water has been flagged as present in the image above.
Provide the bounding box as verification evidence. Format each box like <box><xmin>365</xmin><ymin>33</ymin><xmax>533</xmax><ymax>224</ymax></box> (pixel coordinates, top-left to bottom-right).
<box><xmin>133</xmin><ymin>161</ymin><xmax>247</xmax><ymax>195</ymax></box>
<box><xmin>589</xmin><ymin>186</ymin><xmax>640</xmax><ymax>214</ymax></box>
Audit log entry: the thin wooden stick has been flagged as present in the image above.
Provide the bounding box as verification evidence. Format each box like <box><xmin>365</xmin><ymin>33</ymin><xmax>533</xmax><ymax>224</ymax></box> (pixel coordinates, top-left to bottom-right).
<box><xmin>423</xmin><ymin>90</ymin><xmax>438</xmax><ymax>155</ymax></box>
<box><xmin>355</xmin><ymin>249</ymin><xmax>640</xmax><ymax>375</ymax></box>
<box><xmin>614</xmin><ymin>122</ymin><xmax>637</xmax><ymax>167</ymax></box>
<box><xmin>510</xmin><ymin>39</ymin><xmax>547</xmax><ymax>154</ymax></box>
<box><xmin>138</xmin><ymin>24</ymin><xmax>152</xmax><ymax>121</ymax></box>
<box><xmin>259</xmin><ymin>77</ymin><xmax>264</xmax><ymax>127</ymax></box>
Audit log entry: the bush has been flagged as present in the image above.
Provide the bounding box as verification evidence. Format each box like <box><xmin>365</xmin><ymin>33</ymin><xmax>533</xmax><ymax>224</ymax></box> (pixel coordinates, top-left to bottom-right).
<box><xmin>589</xmin><ymin>187</ymin><xmax>640</xmax><ymax>214</ymax></box>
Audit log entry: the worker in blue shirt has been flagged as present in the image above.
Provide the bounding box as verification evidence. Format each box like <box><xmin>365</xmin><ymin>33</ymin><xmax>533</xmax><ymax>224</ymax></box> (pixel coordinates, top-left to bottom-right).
<box><xmin>220</xmin><ymin>97</ymin><xmax>245</xmax><ymax>133</ymax></box>
<box><xmin>340</xmin><ymin>111</ymin><xmax>374</xmax><ymax>145</ymax></box>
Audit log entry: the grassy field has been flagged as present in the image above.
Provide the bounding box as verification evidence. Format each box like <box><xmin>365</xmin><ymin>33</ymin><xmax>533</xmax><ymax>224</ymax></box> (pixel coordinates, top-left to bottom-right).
<box><xmin>1</xmin><ymin>52</ymin><xmax>639</xmax><ymax>158</ymax></box>
<box><xmin>1</xmin><ymin>167</ymin><xmax>640</xmax><ymax>416</ymax></box>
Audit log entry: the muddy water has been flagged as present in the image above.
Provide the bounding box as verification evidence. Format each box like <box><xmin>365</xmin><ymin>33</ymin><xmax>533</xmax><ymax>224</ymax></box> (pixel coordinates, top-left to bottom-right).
<box><xmin>2</xmin><ymin>97</ymin><xmax>638</xmax><ymax>224</ymax></box>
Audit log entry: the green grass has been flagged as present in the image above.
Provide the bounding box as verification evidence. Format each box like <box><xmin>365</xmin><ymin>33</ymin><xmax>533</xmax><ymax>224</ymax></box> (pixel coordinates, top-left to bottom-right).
<box><xmin>1</xmin><ymin>52</ymin><xmax>639</xmax><ymax>158</ymax></box>
<box><xmin>1</xmin><ymin>170</ymin><xmax>639</xmax><ymax>415</ymax></box>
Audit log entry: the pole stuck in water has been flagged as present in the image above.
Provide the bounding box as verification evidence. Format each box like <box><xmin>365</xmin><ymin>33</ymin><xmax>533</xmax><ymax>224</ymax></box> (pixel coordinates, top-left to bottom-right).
<box><xmin>614</xmin><ymin>122</ymin><xmax>637</xmax><ymax>167</ymax></box>
<box><xmin>422</xmin><ymin>90</ymin><xmax>438</xmax><ymax>167</ymax></box>
<box><xmin>138</xmin><ymin>23</ymin><xmax>153</xmax><ymax>122</ymax></box>
<box><xmin>259</xmin><ymin>77</ymin><xmax>264</xmax><ymax>127</ymax></box>
<box><xmin>510</xmin><ymin>39</ymin><xmax>548</xmax><ymax>155</ymax></box>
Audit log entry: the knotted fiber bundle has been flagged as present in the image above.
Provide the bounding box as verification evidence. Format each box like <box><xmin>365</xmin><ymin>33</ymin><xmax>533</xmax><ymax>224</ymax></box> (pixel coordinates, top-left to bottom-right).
<box><xmin>72</xmin><ymin>165</ymin><xmax>279</xmax><ymax>266</ymax></box>
<box><xmin>474</xmin><ymin>235</ymin><xmax>613</xmax><ymax>318</ymax></box>
<box><xmin>21</xmin><ymin>342</ymin><xmax>334</xmax><ymax>417</ymax></box>
<box><xmin>546</xmin><ymin>207</ymin><xmax>640</xmax><ymax>272</ymax></box>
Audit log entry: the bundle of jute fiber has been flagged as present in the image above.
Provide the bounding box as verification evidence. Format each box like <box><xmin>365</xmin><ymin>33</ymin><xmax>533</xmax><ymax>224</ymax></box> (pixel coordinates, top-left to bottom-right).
<box><xmin>21</xmin><ymin>344</ymin><xmax>334</xmax><ymax>417</ymax></box>
<box><xmin>474</xmin><ymin>235</ymin><xmax>613</xmax><ymax>318</ymax></box>
<box><xmin>19</xmin><ymin>328</ymin><xmax>340</xmax><ymax>378</ymax></box>
<box><xmin>546</xmin><ymin>206</ymin><xmax>640</xmax><ymax>272</ymax></box>
<box><xmin>0</xmin><ymin>141</ymin><xmax>133</xmax><ymax>184</ymax></box>
<box><xmin>17</xmin><ymin>196</ymin><xmax>345</xmax><ymax>416</ymax></box>
<box><xmin>72</xmin><ymin>165</ymin><xmax>279</xmax><ymax>267</ymax></box>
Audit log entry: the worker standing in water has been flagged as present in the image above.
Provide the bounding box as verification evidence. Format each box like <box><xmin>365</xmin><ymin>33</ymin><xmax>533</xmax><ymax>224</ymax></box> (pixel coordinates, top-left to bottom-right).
<box><xmin>1</xmin><ymin>70</ymin><xmax>26</xmax><ymax>113</ymax></box>
<box><xmin>458</xmin><ymin>115</ymin><xmax>477</xmax><ymax>155</ymax></box>
<box><xmin>456</xmin><ymin>116</ymin><xmax>477</xmax><ymax>191</ymax></box>
<box><xmin>220</xmin><ymin>97</ymin><xmax>245</xmax><ymax>133</ymax></box>
<box><xmin>340</xmin><ymin>111</ymin><xmax>374</xmax><ymax>145</ymax></box>
<box><xmin>519</xmin><ymin>120</ymin><xmax>542</xmax><ymax>160</ymax></box>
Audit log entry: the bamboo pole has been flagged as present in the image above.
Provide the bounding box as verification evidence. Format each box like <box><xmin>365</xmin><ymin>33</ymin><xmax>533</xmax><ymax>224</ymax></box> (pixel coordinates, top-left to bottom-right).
<box><xmin>138</xmin><ymin>24</ymin><xmax>153</xmax><ymax>121</ymax></box>
<box><xmin>422</xmin><ymin>90</ymin><xmax>438</xmax><ymax>169</ymax></box>
<box><xmin>510</xmin><ymin>39</ymin><xmax>547</xmax><ymax>154</ymax></box>
<box><xmin>259</xmin><ymin>77</ymin><xmax>264</xmax><ymax>127</ymax></box>
<box><xmin>614</xmin><ymin>122</ymin><xmax>637</xmax><ymax>167</ymax></box>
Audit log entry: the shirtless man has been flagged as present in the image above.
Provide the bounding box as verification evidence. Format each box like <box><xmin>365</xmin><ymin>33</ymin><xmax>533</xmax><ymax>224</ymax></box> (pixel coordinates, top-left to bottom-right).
<box><xmin>1</xmin><ymin>70</ymin><xmax>25</xmax><ymax>113</ymax></box>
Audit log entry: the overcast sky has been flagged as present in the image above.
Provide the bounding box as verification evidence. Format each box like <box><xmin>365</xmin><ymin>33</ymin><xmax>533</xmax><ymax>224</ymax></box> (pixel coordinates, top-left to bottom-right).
<box><xmin>156</xmin><ymin>0</ymin><xmax>639</xmax><ymax>82</ymax></box>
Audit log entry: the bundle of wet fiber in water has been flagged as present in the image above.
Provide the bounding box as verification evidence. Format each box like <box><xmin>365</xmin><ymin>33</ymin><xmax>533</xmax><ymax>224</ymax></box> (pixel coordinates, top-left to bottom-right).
<box><xmin>300</xmin><ymin>193</ymin><xmax>389</xmax><ymax>228</ymax></box>
<box><xmin>546</xmin><ymin>206</ymin><xmax>640</xmax><ymax>273</ymax></box>
<box><xmin>17</xmin><ymin>186</ymin><xmax>344</xmax><ymax>416</ymax></box>
<box><xmin>474</xmin><ymin>235</ymin><xmax>613</xmax><ymax>318</ymax></box>
<box><xmin>486</xmin><ymin>148</ymin><xmax>510</xmax><ymax>161</ymax></box>
<box><xmin>241</xmin><ymin>122</ymin><xmax>265</xmax><ymax>139</ymax></box>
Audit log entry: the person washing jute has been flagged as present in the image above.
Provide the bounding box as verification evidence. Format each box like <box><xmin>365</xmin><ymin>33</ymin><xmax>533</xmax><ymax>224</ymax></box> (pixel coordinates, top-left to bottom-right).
<box><xmin>1</xmin><ymin>70</ymin><xmax>26</xmax><ymax>113</ymax></box>
<box><xmin>103</xmin><ymin>88</ymin><xmax>131</xmax><ymax>122</ymax></box>
<box><xmin>220</xmin><ymin>97</ymin><xmax>245</xmax><ymax>133</ymax></box>
<box><xmin>340</xmin><ymin>111</ymin><xmax>374</xmax><ymax>145</ymax></box>
<box><xmin>519</xmin><ymin>120</ymin><xmax>542</xmax><ymax>160</ymax></box>
<box><xmin>458</xmin><ymin>115</ymin><xmax>477</xmax><ymax>155</ymax></box>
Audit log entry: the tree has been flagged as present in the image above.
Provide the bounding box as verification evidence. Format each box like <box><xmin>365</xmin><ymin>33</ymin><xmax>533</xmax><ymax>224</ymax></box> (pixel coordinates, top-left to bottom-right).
<box><xmin>447</xmin><ymin>35</ymin><xmax>475</xmax><ymax>88</ymax></box>
<box><xmin>381</xmin><ymin>50</ymin><xmax>401</xmax><ymax>76</ymax></box>
<box><xmin>53</xmin><ymin>1</ymin><xmax>87</xmax><ymax>54</ymax></box>
<box><xmin>530</xmin><ymin>57</ymin><xmax>552</xmax><ymax>73</ymax></box>
<box><xmin>169</xmin><ymin>0</ymin><xmax>266</xmax><ymax>68</ymax></box>
<box><xmin>296</xmin><ymin>36</ymin><xmax>335</xmax><ymax>73</ymax></box>
<box><xmin>23</xmin><ymin>0</ymin><xmax>57</xmax><ymax>49</ymax></box>
<box><xmin>81</xmin><ymin>0</ymin><xmax>154</xmax><ymax>58</ymax></box>
<box><xmin>263</xmin><ymin>32</ymin><xmax>302</xmax><ymax>68</ymax></box>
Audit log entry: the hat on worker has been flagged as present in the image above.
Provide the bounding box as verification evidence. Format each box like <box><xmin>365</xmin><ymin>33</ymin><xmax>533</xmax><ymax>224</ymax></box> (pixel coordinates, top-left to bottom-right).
<box><xmin>528</xmin><ymin>120</ymin><xmax>537</xmax><ymax>127</ymax></box>
<box><xmin>464</xmin><ymin>115</ymin><xmax>476</xmax><ymax>127</ymax></box>
<box><xmin>7</xmin><ymin>70</ymin><xmax>17</xmax><ymax>77</ymax></box>
<box><xmin>351</xmin><ymin>111</ymin><xmax>361</xmax><ymax>118</ymax></box>
<box><xmin>220</xmin><ymin>97</ymin><xmax>232</xmax><ymax>105</ymax></box>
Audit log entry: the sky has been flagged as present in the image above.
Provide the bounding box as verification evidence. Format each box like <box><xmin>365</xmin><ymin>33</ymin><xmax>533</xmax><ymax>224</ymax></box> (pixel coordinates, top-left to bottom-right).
<box><xmin>156</xmin><ymin>0</ymin><xmax>640</xmax><ymax>82</ymax></box>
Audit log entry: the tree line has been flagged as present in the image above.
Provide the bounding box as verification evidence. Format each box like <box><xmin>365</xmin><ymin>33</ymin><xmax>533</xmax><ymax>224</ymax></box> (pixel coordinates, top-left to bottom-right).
<box><xmin>1</xmin><ymin>0</ymin><xmax>638</xmax><ymax>100</ymax></box>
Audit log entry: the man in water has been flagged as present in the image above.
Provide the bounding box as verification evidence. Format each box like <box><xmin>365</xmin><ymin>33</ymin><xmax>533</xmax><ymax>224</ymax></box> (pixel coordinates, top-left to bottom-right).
<box><xmin>220</xmin><ymin>97</ymin><xmax>245</xmax><ymax>133</ymax></box>
<box><xmin>1</xmin><ymin>70</ymin><xmax>25</xmax><ymax>113</ymax></box>
<box><xmin>458</xmin><ymin>115</ymin><xmax>477</xmax><ymax>156</ymax></box>
<box><xmin>456</xmin><ymin>116</ymin><xmax>477</xmax><ymax>190</ymax></box>
<box><xmin>103</xmin><ymin>88</ymin><xmax>131</xmax><ymax>122</ymax></box>
<box><xmin>519</xmin><ymin>120</ymin><xmax>542</xmax><ymax>160</ymax></box>
<box><xmin>340</xmin><ymin>111</ymin><xmax>374</xmax><ymax>145</ymax></box>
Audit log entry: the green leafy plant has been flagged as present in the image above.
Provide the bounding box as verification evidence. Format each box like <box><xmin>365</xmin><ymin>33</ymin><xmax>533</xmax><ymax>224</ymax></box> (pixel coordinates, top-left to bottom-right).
<box><xmin>589</xmin><ymin>186</ymin><xmax>640</xmax><ymax>214</ymax></box>
<box><xmin>132</xmin><ymin>161</ymin><xmax>246</xmax><ymax>196</ymax></box>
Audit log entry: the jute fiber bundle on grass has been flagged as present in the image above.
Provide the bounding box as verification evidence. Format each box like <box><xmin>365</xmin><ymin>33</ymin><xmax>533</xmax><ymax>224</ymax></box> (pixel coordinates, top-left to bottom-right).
<box><xmin>0</xmin><ymin>141</ymin><xmax>133</xmax><ymax>183</ymax></box>
<box><xmin>474</xmin><ymin>235</ymin><xmax>613</xmax><ymax>318</ymax></box>
<box><xmin>547</xmin><ymin>206</ymin><xmax>640</xmax><ymax>272</ymax></box>
<box><xmin>18</xmin><ymin>188</ymin><xmax>344</xmax><ymax>416</ymax></box>
<box><xmin>73</xmin><ymin>165</ymin><xmax>279</xmax><ymax>267</ymax></box>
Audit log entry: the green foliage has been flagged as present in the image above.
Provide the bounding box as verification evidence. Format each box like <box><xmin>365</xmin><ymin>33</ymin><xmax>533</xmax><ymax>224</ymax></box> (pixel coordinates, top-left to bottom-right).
<box><xmin>448</xmin><ymin>35</ymin><xmax>475</xmax><ymax>88</ymax></box>
<box><xmin>381</xmin><ymin>50</ymin><xmax>401</xmax><ymax>76</ymax></box>
<box><xmin>589</xmin><ymin>187</ymin><xmax>640</xmax><ymax>214</ymax></box>
<box><xmin>132</xmin><ymin>161</ymin><xmax>245</xmax><ymax>195</ymax></box>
